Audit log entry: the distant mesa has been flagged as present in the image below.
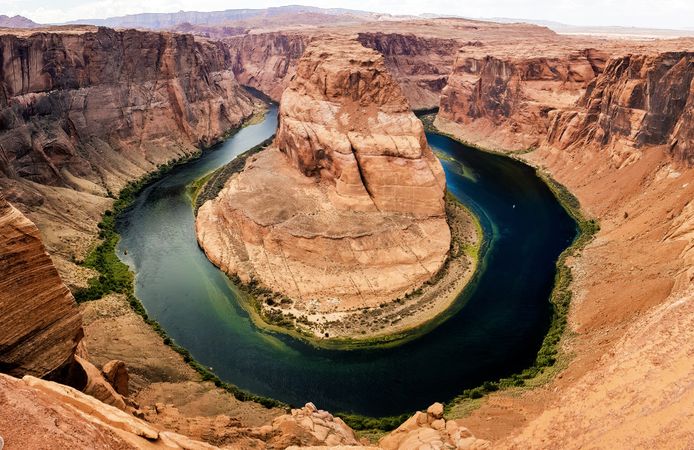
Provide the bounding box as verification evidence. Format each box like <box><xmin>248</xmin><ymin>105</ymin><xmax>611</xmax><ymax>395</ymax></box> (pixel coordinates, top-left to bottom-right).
<box><xmin>0</xmin><ymin>15</ymin><xmax>40</xmax><ymax>28</ymax></box>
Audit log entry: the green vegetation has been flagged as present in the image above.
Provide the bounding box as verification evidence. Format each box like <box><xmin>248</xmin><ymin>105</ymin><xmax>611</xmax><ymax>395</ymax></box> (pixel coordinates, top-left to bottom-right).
<box><xmin>74</xmin><ymin>155</ymin><xmax>199</xmax><ymax>302</ymax></box>
<box><xmin>336</xmin><ymin>412</ymin><xmax>412</xmax><ymax>432</ymax></box>
<box><xmin>72</xmin><ymin>129</ymin><xmax>287</xmax><ymax>411</ymax></box>
<box><xmin>421</xmin><ymin>118</ymin><xmax>600</xmax><ymax>420</ymax></box>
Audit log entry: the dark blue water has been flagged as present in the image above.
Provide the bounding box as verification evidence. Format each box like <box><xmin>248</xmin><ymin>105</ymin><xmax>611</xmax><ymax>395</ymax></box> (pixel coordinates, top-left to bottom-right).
<box><xmin>116</xmin><ymin>106</ymin><xmax>577</xmax><ymax>417</ymax></box>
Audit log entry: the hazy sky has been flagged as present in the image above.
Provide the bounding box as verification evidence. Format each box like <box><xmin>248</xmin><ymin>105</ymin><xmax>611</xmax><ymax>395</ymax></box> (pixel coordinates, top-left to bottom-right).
<box><xmin>3</xmin><ymin>0</ymin><xmax>693</xmax><ymax>29</ymax></box>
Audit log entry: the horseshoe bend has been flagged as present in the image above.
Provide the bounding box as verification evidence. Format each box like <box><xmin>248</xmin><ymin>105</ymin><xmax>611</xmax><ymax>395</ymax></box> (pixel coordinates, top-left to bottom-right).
<box><xmin>0</xmin><ymin>5</ymin><xmax>693</xmax><ymax>450</ymax></box>
<box><xmin>195</xmin><ymin>38</ymin><xmax>480</xmax><ymax>341</ymax></box>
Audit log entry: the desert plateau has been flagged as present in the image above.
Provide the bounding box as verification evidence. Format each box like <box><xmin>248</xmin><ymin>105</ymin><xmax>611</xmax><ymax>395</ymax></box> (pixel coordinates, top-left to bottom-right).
<box><xmin>0</xmin><ymin>2</ymin><xmax>692</xmax><ymax>449</ymax></box>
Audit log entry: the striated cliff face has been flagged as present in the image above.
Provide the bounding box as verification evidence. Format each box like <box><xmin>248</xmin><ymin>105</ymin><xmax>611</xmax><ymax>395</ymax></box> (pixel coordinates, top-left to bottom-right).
<box><xmin>0</xmin><ymin>26</ymin><xmax>255</xmax><ymax>265</ymax></box>
<box><xmin>227</xmin><ymin>32</ymin><xmax>312</xmax><ymax>101</ymax></box>
<box><xmin>0</xmin><ymin>26</ymin><xmax>254</xmax><ymax>189</ymax></box>
<box><xmin>356</xmin><ymin>32</ymin><xmax>460</xmax><ymax>110</ymax></box>
<box><xmin>197</xmin><ymin>37</ymin><xmax>453</xmax><ymax>338</ymax></box>
<box><xmin>0</xmin><ymin>197</ymin><xmax>82</xmax><ymax>378</ymax></box>
<box><xmin>546</xmin><ymin>52</ymin><xmax>694</xmax><ymax>166</ymax></box>
<box><xmin>436</xmin><ymin>49</ymin><xmax>607</xmax><ymax>151</ymax></box>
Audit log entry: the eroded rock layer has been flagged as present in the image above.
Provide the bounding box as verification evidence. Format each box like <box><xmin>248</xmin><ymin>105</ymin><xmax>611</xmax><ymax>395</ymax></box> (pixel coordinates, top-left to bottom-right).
<box><xmin>436</xmin><ymin>49</ymin><xmax>608</xmax><ymax>151</ymax></box>
<box><xmin>436</xmin><ymin>49</ymin><xmax>694</xmax><ymax>449</ymax></box>
<box><xmin>0</xmin><ymin>26</ymin><xmax>255</xmax><ymax>264</ymax></box>
<box><xmin>546</xmin><ymin>51</ymin><xmax>694</xmax><ymax>166</ymax></box>
<box><xmin>197</xmin><ymin>37</ymin><xmax>450</xmax><ymax>325</ymax></box>
<box><xmin>0</xmin><ymin>197</ymin><xmax>82</xmax><ymax>378</ymax></box>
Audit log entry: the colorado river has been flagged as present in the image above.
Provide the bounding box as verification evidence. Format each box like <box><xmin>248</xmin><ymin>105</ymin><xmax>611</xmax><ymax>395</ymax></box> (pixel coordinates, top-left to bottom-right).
<box><xmin>116</xmin><ymin>105</ymin><xmax>577</xmax><ymax>416</ymax></box>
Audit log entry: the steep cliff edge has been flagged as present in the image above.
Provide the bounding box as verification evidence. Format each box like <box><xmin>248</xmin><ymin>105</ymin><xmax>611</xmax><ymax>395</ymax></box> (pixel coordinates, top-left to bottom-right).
<box><xmin>356</xmin><ymin>32</ymin><xmax>460</xmax><ymax>110</ymax></box>
<box><xmin>0</xmin><ymin>197</ymin><xmax>82</xmax><ymax>378</ymax></box>
<box><xmin>0</xmin><ymin>26</ymin><xmax>255</xmax><ymax>265</ymax></box>
<box><xmin>436</xmin><ymin>48</ymin><xmax>608</xmax><ymax>151</ymax></box>
<box><xmin>436</xmin><ymin>49</ymin><xmax>694</xmax><ymax>449</ymax></box>
<box><xmin>196</xmin><ymin>37</ymin><xmax>476</xmax><ymax>341</ymax></box>
<box><xmin>546</xmin><ymin>52</ymin><xmax>694</xmax><ymax>166</ymax></box>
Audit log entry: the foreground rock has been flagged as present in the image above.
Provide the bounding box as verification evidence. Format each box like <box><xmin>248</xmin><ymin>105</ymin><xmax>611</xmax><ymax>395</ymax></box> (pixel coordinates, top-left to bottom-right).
<box><xmin>380</xmin><ymin>403</ymin><xmax>490</xmax><ymax>450</ymax></box>
<box><xmin>197</xmin><ymin>37</ymin><xmax>455</xmax><ymax>339</ymax></box>
<box><xmin>0</xmin><ymin>373</ymin><xmax>488</xmax><ymax>450</ymax></box>
<box><xmin>0</xmin><ymin>197</ymin><xmax>82</xmax><ymax>378</ymax></box>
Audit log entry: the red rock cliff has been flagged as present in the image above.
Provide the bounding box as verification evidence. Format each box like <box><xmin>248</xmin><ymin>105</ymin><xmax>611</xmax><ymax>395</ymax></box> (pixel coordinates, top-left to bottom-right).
<box><xmin>0</xmin><ymin>26</ymin><xmax>255</xmax><ymax>267</ymax></box>
<box><xmin>436</xmin><ymin>48</ymin><xmax>607</xmax><ymax>151</ymax></box>
<box><xmin>0</xmin><ymin>197</ymin><xmax>82</xmax><ymax>378</ymax></box>
<box><xmin>546</xmin><ymin>51</ymin><xmax>694</xmax><ymax>166</ymax></box>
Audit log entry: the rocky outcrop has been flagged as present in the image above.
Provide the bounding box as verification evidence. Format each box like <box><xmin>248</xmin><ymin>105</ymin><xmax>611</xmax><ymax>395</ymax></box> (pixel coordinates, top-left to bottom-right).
<box><xmin>102</xmin><ymin>359</ymin><xmax>129</xmax><ymax>396</ymax></box>
<box><xmin>0</xmin><ymin>197</ymin><xmax>82</xmax><ymax>378</ymax></box>
<box><xmin>380</xmin><ymin>403</ymin><xmax>490</xmax><ymax>450</ymax></box>
<box><xmin>436</xmin><ymin>49</ymin><xmax>607</xmax><ymax>151</ymax></box>
<box><xmin>546</xmin><ymin>52</ymin><xmax>694</xmax><ymax>166</ymax></box>
<box><xmin>0</xmin><ymin>373</ymin><xmax>219</xmax><ymax>449</ymax></box>
<box><xmin>1</xmin><ymin>371</ymin><xmax>491</xmax><ymax>450</ymax></box>
<box><xmin>197</xmin><ymin>37</ymin><xmax>450</xmax><ymax>338</ymax></box>
<box><xmin>357</xmin><ymin>32</ymin><xmax>460</xmax><ymax>110</ymax></box>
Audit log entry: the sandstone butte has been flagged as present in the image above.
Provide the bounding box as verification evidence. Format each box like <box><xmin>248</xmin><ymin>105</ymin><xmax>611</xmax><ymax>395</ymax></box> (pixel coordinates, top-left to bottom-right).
<box><xmin>0</xmin><ymin>13</ymin><xmax>693</xmax><ymax>450</ymax></box>
<box><xmin>196</xmin><ymin>37</ymin><xmax>470</xmax><ymax>340</ymax></box>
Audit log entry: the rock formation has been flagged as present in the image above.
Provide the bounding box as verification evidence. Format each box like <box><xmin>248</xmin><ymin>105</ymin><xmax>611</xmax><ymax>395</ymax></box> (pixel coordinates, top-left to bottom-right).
<box><xmin>436</xmin><ymin>49</ymin><xmax>608</xmax><ymax>151</ymax></box>
<box><xmin>0</xmin><ymin>197</ymin><xmax>83</xmax><ymax>378</ymax></box>
<box><xmin>197</xmin><ymin>37</ymin><xmax>450</xmax><ymax>337</ymax></box>
<box><xmin>380</xmin><ymin>403</ymin><xmax>490</xmax><ymax>450</ymax></box>
<box><xmin>1</xmin><ymin>371</ymin><xmax>491</xmax><ymax>449</ymax></box>
<box><xmin>102</xmin><ymin>359</ymin><xmax>130</xmax><ymax>396</ymax></box>
<box><xmin>0</xmin><ymin>26</ymin><xmax>255</xmax><ymax>266</ymax></box>
<box><xmin>546</xmin><ymin>52</ymin><xmax>694</xmax><ymax>166</ymax></box>
<box><xmin>356</xmin><ymin>32</ymin><xmax>461</xmax><ymax>110</ymax></box>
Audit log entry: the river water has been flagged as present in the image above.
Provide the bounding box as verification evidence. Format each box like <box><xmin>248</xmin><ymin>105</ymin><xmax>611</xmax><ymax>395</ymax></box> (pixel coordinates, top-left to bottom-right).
<box><xmin>116</xmin><ymin>105</ymin><xmax>577</xmax><ymax>416</ymax></box>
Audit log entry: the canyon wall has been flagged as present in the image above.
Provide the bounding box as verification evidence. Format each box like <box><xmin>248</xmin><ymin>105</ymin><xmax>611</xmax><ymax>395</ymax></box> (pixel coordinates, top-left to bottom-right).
<box><xmin>546</xmin><ymin>51</ymin><xmax>694</xmax><ymax>166</ymax></box>
<box><xmin>436</xmin><ymin>48</ymin><xmax>694</xmax><ymax>449</ymax></box>
<box><xmin>356</xmin><ymin>32</ymin><xmax>460</xmax><ymax>110</ymax></box>
<box><xmin>227</xmin><ymin>31</ymin><xmax>312</xmax><ymax>101</ymax></box>
<box><xmin>197</xmin><ymin>37</ymin><xmax>451</xmax><ymax>338</ymax></box>
<box><xmin>436</xmin><ymin>48</ymin><xmax>608</xmax><ymax>151</ymax></box>
<box><xmin>0</xmin><ymin>197</ymin><xmax>82</xmax><ymax>378</ymax></box>
<box><xmin>227</xmin><ymin>30</ymin><xmax>462</xmax><ymax>110</ymax></box>
<box><xmin>0</xmin><ymin>26</ymin><xmax>255</xmax><ymax>262</ymax></box>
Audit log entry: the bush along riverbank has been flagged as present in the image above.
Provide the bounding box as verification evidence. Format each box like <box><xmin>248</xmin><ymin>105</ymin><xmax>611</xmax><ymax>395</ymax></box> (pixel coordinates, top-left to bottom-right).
<box><xmin>420</xmin><ymin>117</ymin><xmax>600</xmax><ymax>418</ymax></box>
<box><xmin>71</xmin><ymin>120</ymin><xmax>287</xmax><ymax>410</ymax></box>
